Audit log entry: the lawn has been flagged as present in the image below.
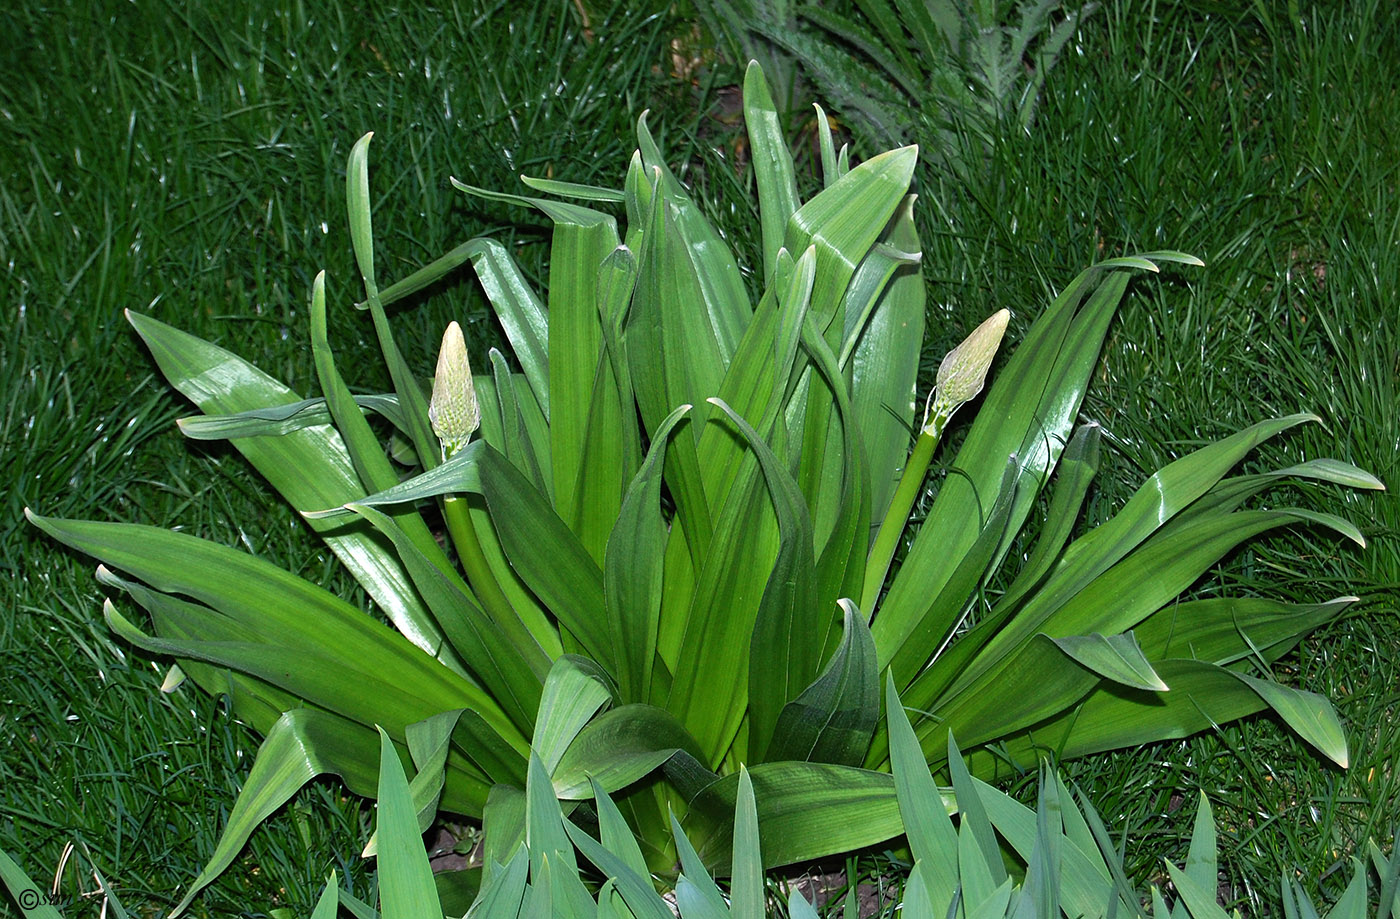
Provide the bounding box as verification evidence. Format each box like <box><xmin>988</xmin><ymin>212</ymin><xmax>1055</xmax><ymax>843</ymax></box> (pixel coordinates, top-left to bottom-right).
<box><xmin>2</xmin><ymin>0</ymin><xmax>1395</xmax><ymax>915</ymax></box>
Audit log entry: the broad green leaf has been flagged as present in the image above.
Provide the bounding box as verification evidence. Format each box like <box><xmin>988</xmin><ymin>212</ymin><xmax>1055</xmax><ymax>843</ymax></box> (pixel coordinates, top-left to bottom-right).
<box><xmin>467</xmin><ymin>238</ymin><xmax>550</xmax><ymax>418</ymax></box>
<box><xmin>899</xmin><ymin>861</ymin><xmax>936</xmax><ymax>919</ymax></box>
<box><xmin>28</xmin><ymin>512</ymin><xmax>517</xmax><ymax>747</ymax></box>
<box><xmin>481</xmin><ymin>787</ymin><xmax>527</xmax><ymax>888</ymax></box>
<box><xmin>374</xmin><ymin>727</ymin><xmax>443</xmax><ymax>919</ymax></box>
<box><xmin>164</xmin><ymin>708</ymin><xmax>387</xmax><ymax>917</ymax></box>
<box><xmin>1051</xmin><ymin>632</ymin><xmax>1169</xmax><ymax>692</ymax></box>
<box><xmin>519</xmin><ymin>174</ymin><xmax>626</xmax><ymax>202</ymax></box>
<box><xmin>875</xmin><ymin>264</ymin><xmax>1134</xmax><ymax>673</ymax></box>
<box><xmin>0</xmin><ymin>847</ymin><xmax>63</xmax><ymax>919</ymax></box>
<box><xmin>552</xmin><ymin>705</ymin><xmax>706</xmax><ymax>799</ymax></box>
<box><xmin>364</xmin><ymin>710</ymin><xmax>466</xmax><ymax>857</ymax></box>
<box><xmin>766</xmin><ymin>600</ymin><xmax>879</xmax><ymax>765</ymax></box>
<box><xmin>1233</xmin><ymin>672</ymin><xmax>1348</xmax><ymax>767</ymax></box>
<box><xmin>845</xmin><ymin>194</ymin><xmax>924</xmax><ymax>526</ymax></box>
<box><xmin>636</xmin><ymin>114</ymin><xmax>751</xmax><ymax>363</ymax></box>
<box><xmin>783</xmin><ymin>141</ymin><xmax>916</xmax><ymax>331</ymax></box>
<box><xmin>698</xmin><ymin>397</ymin><xmax>819</xmax><ymax>764</ymax></box>
<box><xmin>684</xmin><ymin>761</ymin><xmax>904</xmax><ymax>872</ymax></box>
<box><xmin>345</xmin><ymin>503</ymin><xmax>547</xmax><ymax>733</ymax></box>
<box><xmin>124</xmin><ymin>310</ymin><xmax>447</xmax><ymax>664</ymax></box>
<box><xmin>533</xmin><ymin>656</ymin><xmax>612</xmax><ymax>774</ymax></box>
<box><xmin>309</xmin><ymin>271</ymin><xmax>465</xmax><ymax>669</ymax></box>
<box><xmin>743</xmin><ymin>60</ymin><xmax>800</xmax><ymax>286</ymax></box>
<box><xmin>1134</xmin><ymin>596</ymin><xmax>1352</xmax><ymax>668</ymax></box>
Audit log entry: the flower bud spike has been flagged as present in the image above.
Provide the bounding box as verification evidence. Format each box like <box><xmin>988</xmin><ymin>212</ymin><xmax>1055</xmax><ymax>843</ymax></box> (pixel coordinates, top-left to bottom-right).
<box><xmin>924</xmin><ymin>308</ymin><xmax>1010</xmax><ymax>434</ymax></box>
<box><xmin>428</xmin><ymin>321</ymin><xmax>480</xmax><ymax>458</ymax></box>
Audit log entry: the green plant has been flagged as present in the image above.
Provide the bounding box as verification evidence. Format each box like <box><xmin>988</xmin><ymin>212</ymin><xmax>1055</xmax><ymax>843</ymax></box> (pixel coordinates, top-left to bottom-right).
<box><xmin>698</xmin><ymin>0</ymin><xmax>1094</xmax><ymax>169</ymax></box>
<box><xmin>26</xmin><ymin>61</ymin><xmax>1380</xmax><ymax>910</ymax></box>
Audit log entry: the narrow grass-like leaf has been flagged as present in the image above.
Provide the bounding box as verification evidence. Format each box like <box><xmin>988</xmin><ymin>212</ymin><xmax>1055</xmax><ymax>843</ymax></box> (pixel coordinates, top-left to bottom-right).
<box><xmin>563</xmin><ymin>821</ymin><xmax>677</xmax><ymax>919</ymax></box>
<box><xmin>465</xmin><ymin>844</ymin><xmax>527</xmax><ymax>919</ymax></box>
<box><xmin>526</xmin><ymin>750</ymin><xmax>577</xmax><ymax>881</ymax></box>
<box><xmin>0</xmin><ymin>847</ymin><xmax>63</xmax><ymax>919</ymax></box>
<box><xmin>1165</xmin><ymin>862</ymin><xmax>1233</xmax><ymax>919</ymax></box>
<box><xmin>606</xmin><ymin>404</ymin><xmax>690</xmax><ymax>701</ymax></box>
<box><xmin>731</xmin><ymin>767</ymin><xmax>764</xmax><ymax>919</ymax></box>
<box><xmin>884</xmin><ymin>675</ymin><xmax>960</xmax><ymax>907</ymax></box>
<box><xmin>310</xmin><ymin>873</ymin><xmax>341</xmax><ymax>919</ymax></box>
<box><xmin>589</xmin><ymin>779</ymin><xmax>650</xmax><ymax>881</ymax></box>
<box><xmin>374</xmin><ymin>727</ymin><xmax>443</xmax><ymax>919</ymax></box>
<box><xmin>744</xmin><ymin>61</ymin><xmax>800</xmax><ymax>286</ymax></box>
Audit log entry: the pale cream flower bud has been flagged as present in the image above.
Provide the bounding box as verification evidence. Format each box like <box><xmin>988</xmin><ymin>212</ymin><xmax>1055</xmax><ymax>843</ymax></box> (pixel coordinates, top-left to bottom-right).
<box><xmin>428</xmin><ymin>321</ymin><xmax>480</xmax><ymax>457</ymax></box>
<box><xmin>923</xmin><ymin>308</ymin><xmax>1010</xmax><ymax>435</ymax></box>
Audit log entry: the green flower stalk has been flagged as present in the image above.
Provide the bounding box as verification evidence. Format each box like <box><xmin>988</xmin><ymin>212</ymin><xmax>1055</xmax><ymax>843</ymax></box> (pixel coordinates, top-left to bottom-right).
<box><xmin>862</xmin><ymin>309</ymin><xmax>1010</xmax><ymax>613</ymax></box>
<box><xmin>427</xmin><ymin>321</ymin><xmax>515</xmax><ymax>627</ymax></box>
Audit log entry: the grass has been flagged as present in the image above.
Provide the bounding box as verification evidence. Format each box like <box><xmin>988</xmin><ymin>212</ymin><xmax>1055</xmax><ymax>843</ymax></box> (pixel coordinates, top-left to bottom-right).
<box><xmin>2</xmin><ymin>0</ymin><xmax>1396</xmax><ymax>915</ymax></box>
